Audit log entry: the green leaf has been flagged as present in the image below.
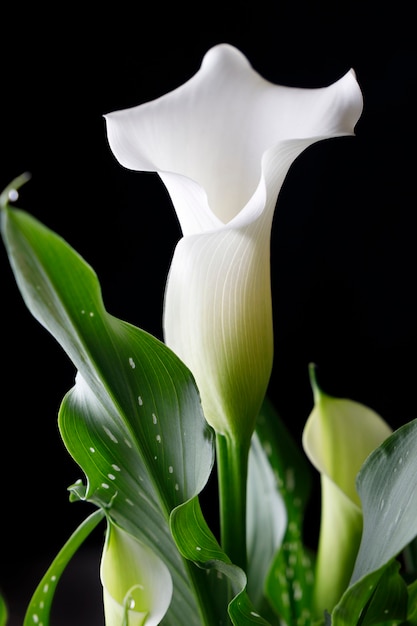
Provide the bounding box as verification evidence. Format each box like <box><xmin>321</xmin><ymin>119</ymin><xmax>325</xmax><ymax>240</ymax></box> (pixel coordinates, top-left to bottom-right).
<box><xmin>246</xmin><ymin>431</ymin><xmax>287</xmax><ymax>610</ymax></box>
<box><xmin>331</xmin><ymin>417</ymin><xmax>417</xmax><ymax>626</ymax></box>
<box><xmin>23</xmin><ymin>510</ymin><xmax>105</xmax><ymax>626</ymax></box>
<box><xmin>406</xmin><ymin>578</ymin><xmax>417</xmax><ymax>624</ymax></box>
<box><xmin>357</xmin><ymin>559</ymin><xmax>408</xmax><ymax>625</ymax></box>
<box><xmin>1</xmin><ymin>183</ymin><xmax>218</xmax><ymax>624</ymax></box>
<box><xmin>170</xmin><ymin>494</ymin><xmax>273</xmax><ymax>625</ymax></box>
<box><xmin>402</xmin><ymin>535</ymin><xmax>417</xmax><ymax>582</ymax></box>
<box><xmin>331</xmin><ymin>559</ymin><xmax>408</xmax><ymax>626</ymax></box>
<box><xmin>1</xmin><ymin>178</ymin><xmax>275</xmax><ymax>624</ymax></box>
<box><xmin>352</xmin><ymin>418</ymin><xmax>417</xmax><ymax>584</ymax></box>
<box><xmin>254</xmin><ymin>397</ymin><xmax>315</xmax><ymax>625</ymax></box>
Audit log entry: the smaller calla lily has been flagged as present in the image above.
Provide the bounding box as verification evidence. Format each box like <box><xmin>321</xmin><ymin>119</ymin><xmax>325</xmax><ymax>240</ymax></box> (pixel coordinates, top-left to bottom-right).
<box><xmin>105</xmin><ymin>43</ymin><xmax>363</xmax><ymax>445</ymax></box>
<box><xmin>302</xmin><ymin>365</ymin><xmax>392</xmax><ymax>618</ymax></box>
<box><xmin>100</xmin><ymin>519</ymin><xmax>173</xmax><ymax>626</ymax></box>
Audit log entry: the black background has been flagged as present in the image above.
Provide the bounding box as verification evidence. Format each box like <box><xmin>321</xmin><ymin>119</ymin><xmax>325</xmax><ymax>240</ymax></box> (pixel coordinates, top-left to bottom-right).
<box><xmin>1</xmin><ymin>2</ymin><xmax>417</xmax><ymax>624</ymax></box>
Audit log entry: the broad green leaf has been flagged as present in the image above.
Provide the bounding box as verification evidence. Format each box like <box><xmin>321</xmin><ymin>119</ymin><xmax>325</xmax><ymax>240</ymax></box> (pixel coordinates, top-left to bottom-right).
<box><xmin>331</xmin><ymin>559</ymin><xmax>408</xmax><ymax>626</ymax></box>
<box><xmin>56</xmin><ymin>262</ymin><xmax>268</xmax><ymax>624</ymax></box>
<box><xmin>255</xmin><ymin>397</ymin><xmax>315</xmax><ymax>625</ymax></box>
<box><xmin>331</xmin><ymin>417</ymin><xmax>417</xmax><ymax>626</ymax></box>
<box><xmin>1</xmin><ymin>177</ymin><xmax>274</xmax><ymax>624</ymax></box>
<box><xmin>0</xmin><ymin>182</ymin><xmax>216</xmax><ymax>624</ymax></box>
<box><xmin>351</xmin><ymin>418</ymin><xmax>417</xmax><ymax>584</ymax></box>
<box><xmin>23</xmin><ymin>509</ymin><xmax>105</xmax><ymax>626</ymax></box>
<box><xmin>357</xmin><ymin>559</ymin><xmax>407</xmax><ymax>625</ymax></box>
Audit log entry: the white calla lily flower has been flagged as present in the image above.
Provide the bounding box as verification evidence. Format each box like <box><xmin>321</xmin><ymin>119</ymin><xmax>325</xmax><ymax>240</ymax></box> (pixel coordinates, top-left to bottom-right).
<box><xmin>302</xmin><ymin>365</ymin><xmax>392</xmax><ymax>617</ymax></box>
<box><xmin>105</xmin><ymin>44</ymin><xmax>363</xmax><ymax>442</ymax></box>
<box><xmin>100</xmin><ymin>520</ymin><xmax>173</xmax><ymax>626</ymax></box>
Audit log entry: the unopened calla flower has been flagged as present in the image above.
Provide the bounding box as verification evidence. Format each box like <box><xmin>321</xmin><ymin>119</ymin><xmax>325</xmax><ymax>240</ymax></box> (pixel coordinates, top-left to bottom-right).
<box><xmin>105</xmin><ymin>44</ymin><xmax>363</xmax><ymax>443</ymax></box>
<box><xmin>100</xmin><ymin>519</ymin><xmax>173</xmax><ymax>626</ymax></box>
<box><xmin>302</xmin><ymin>365</ymin><xmax>392</xmax><ymax>618</ymax></box>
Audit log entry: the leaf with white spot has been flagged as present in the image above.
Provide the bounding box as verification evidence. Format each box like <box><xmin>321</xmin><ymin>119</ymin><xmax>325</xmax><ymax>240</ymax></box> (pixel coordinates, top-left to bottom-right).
<box><xmin>246</xmin><ymin>432</ymin><xmax>287</xmax><ymax>610</ymax></box>
<box><xmin>253</xmin><ymin>398</ymin><xmax>315</xmax><ymax>625</ymax></box>
<box><xmin>170</xmin><ymin>496</ymin><xmax>272</xmax><ymax>625</ymax></box>
<box><xmin>331</xmin><ymin>417</ymin><xmax>417</xmax><ymax>625</ymax></box>
<box><xmin>1</xmin><ymin>190</ymin><xmax>213</xmax><ymax>624</ymax></box>
<box><xmin>352</xmin><ymin>417</ymin><xmax>417</xmax><ymax>583</ymax></box>
<box><xmin>1</xmin><ymin>180</ymin><xmax>274</xmax><ymax>625</ymax></box>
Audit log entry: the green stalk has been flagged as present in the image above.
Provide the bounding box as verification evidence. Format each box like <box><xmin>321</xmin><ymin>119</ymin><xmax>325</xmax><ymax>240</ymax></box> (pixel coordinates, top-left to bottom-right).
<box><xmin>216</xmin><ymin>432</ymin><xmax>250</xmax><ymax>572</ymax></box>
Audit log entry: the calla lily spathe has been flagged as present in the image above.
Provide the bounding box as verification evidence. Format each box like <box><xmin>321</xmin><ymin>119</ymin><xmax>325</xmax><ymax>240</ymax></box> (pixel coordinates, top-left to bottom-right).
<box><xmin>100</xmin><ymin>519</ymin><xmax>173</xmax><ymax>626</ymax></box>
<box><xmin>302</xmin><ymin>365</ymin><xmax>392</xmax><ymax>617</ymax></box>
<box><xmin>105</xmin><ymin>44</ymin><xmax>363</xmax><ymax>442</ymax></box>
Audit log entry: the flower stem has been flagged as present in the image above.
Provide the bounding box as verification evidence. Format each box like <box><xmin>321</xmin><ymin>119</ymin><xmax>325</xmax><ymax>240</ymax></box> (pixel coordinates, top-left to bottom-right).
<box><xmin>216</xmin><ymin>432</ymin><xmax>250</xmax><ymax>572</ymax></box>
